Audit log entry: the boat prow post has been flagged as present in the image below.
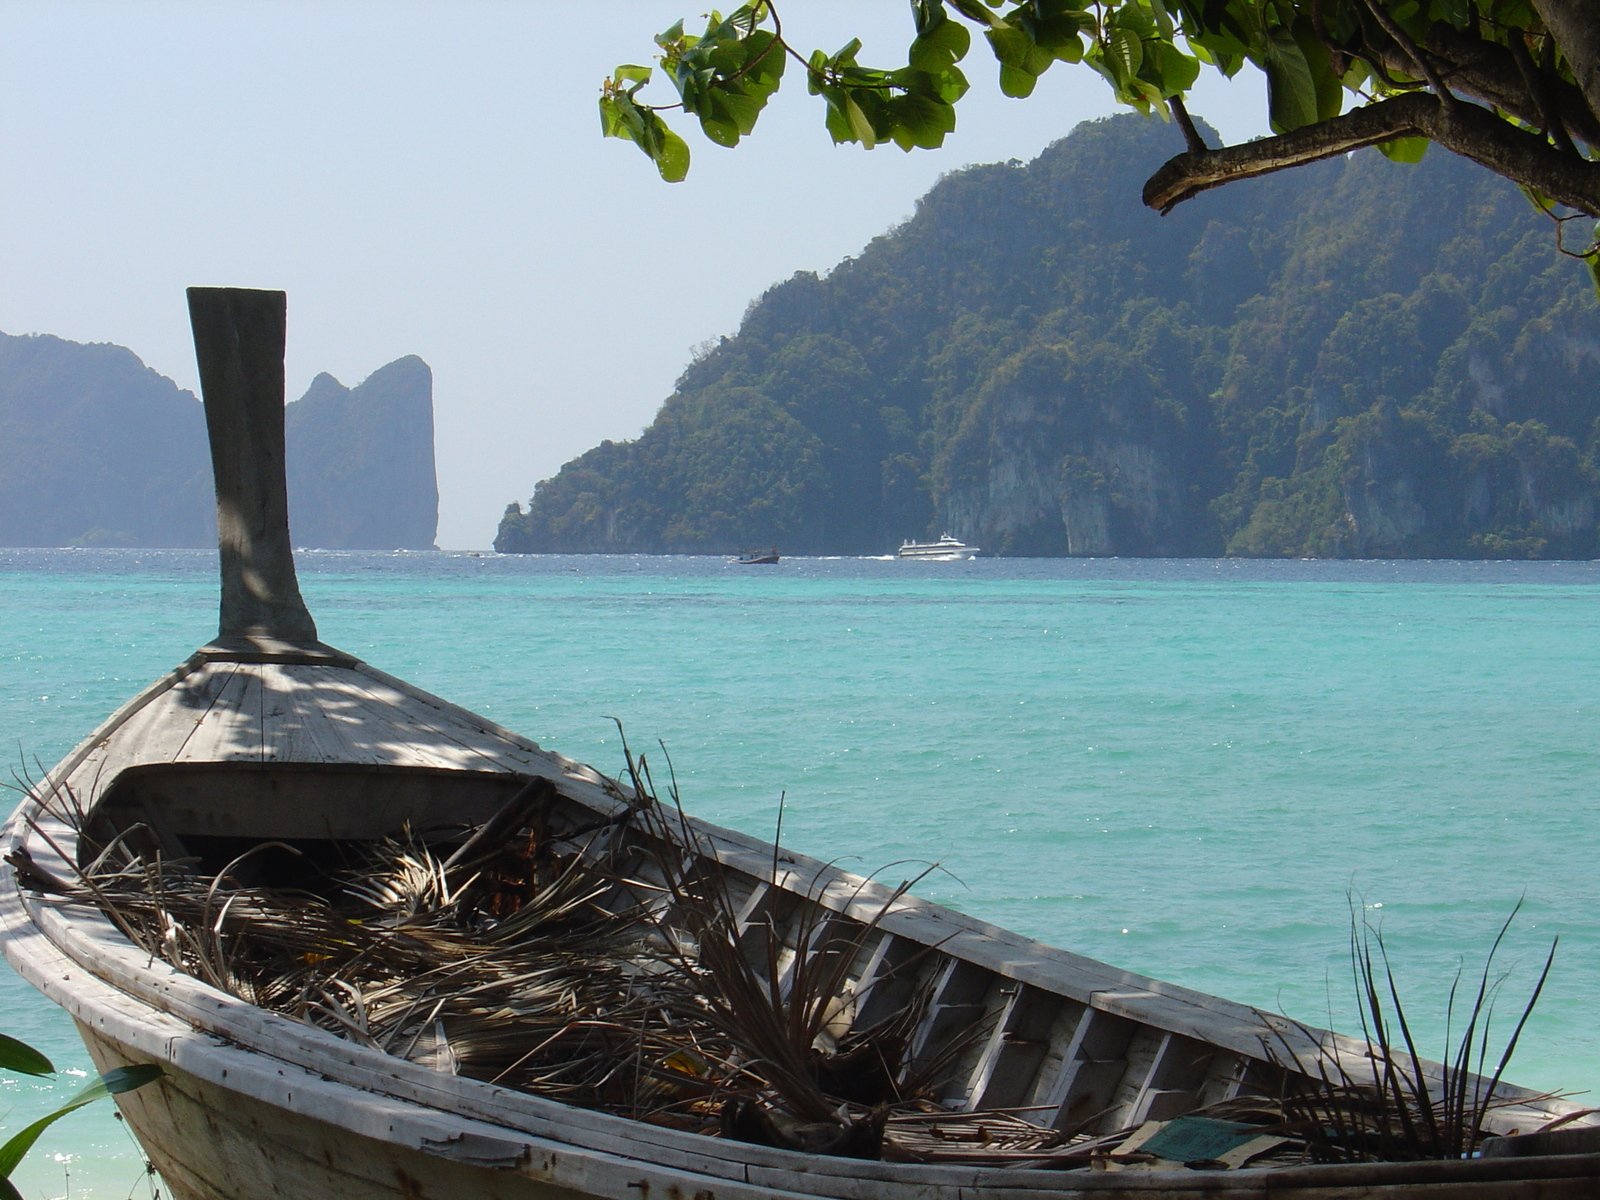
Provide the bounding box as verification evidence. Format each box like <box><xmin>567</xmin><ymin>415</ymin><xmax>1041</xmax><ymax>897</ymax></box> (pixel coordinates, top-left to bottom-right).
<box><xmin>186</xmin><ymin>287</ymin><xmax>350</xmax><ymax>665</ymax></box>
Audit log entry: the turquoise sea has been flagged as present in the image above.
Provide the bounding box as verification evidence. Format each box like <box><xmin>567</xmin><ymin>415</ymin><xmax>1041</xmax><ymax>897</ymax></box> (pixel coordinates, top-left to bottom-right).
<box><xmin>3</xmin><ymin>548</ymin><xmax>1597</xmax><ymax>1198</ymax></box>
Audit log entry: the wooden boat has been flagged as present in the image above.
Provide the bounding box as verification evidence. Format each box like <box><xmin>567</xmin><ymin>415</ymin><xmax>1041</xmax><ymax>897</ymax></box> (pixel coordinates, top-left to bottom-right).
<box><xmin>734</xmin><ymin>547</ymin><xmax>780</xmax><ymax>565</ymax></box>
<box><xmin>4</xmin><ymin>289</ymin><xmax>1599</xmax><ymax>1200</ymax></box>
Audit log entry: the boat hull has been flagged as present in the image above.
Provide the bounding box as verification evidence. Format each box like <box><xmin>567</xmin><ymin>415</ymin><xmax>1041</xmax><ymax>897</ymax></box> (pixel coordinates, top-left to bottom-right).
<box><xmin>67</xmin><ymin>1016</ymin><xmax>1600</xmax><ymax>1200</ymax></box>
<box><xmin>895</xmin><ymin>549</ymin><xmax>976</xmax><ymax>561</ymax></box>
<box><xmin>81</xmin><ymin>1029</ymin><xmax>594</xmax><ymax>1200</ymax></box>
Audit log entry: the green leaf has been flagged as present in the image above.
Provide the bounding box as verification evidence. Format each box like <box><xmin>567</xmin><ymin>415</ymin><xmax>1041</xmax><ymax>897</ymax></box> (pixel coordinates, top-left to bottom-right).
<box><xmin>1104</xmin><ymin>25</ymin><xmax>1144</xmax><ymax>89</ymax></box>
<box><xmin>708</xmin><ymin>28</ymin><xmax>786</xmax><ymax>96</ymax></box>
<box><xmin>100</xmin><ymin>1064</ymin><xmax>163</xmax><ymax>1095</ymax></box>
<box><xmin>1017</xmin><ymin>0</ymin><xmax>1094</xmax><ymax>61</ymax></box>
<box><xmin>948</xmin><ymin>0</ymin><xmax>1006</xmax><ymax>29</ymax></box>
<box><xmin>3</xmin><ymin>1106</ymin><xmax>83</xmax><ymax>1177</ymax></box>
<box><xmin>887</xmin><ymin>91</ymin><xmax>959</xmax><ymax>149</ymax></box>
<box><xmin>1190</xmin><ymin>25</ymin><xmax>1248</xmax><ymax>76</ymax></box>
<box><xmin>599</xmin><ymin>93</ymin><xmax>639</xmax><ymax>141</ymax></box>
<box><xmin>1147</xmin><ymin>39</ymin><xmax>1201</xmax><ymax>95</ymax></box>
<box><xmin>987</xmin><ymin>22</ymin><xmax>1054</xmax><ymax>77</ymax></box>
<box><xmin>1146</xmin><ymin>0</ymin><xmax>1177</xmax><ymax>42</ymax></box>
<box><xmin>922</xmin><ymin>61</ymin><xmax>971</xmax><ymax>104</ymax></box>
<box><xmin>1126</xmin><ymin>76</ymin><xmax>1166</xmax><ymax>113</ymax></box>
<box><xmin>891</xmin><ymin>61</ymin><xmax>969</xmax><ymax>107</ymax></box>
<box><xmin>909</xmin><ymin>12</ymin><xmax>972</xmax><ymax>71</ymax></box>
<box><xmin>698</xmin><ymin>84</ymin><xmax>768</xmax><ymax>146</ymax></box>
<box><xmin>1263</xmin><ymin>26</ymin><xmax>1319</xmax><ymax>131</ymax></box>
<box><xmin>1016</xmin><ymin>0</ymin><xmax>1090</xmax><ymax>62</ymax></box>
<box><xmin>1377</xmin><ymin>135</ymin><xmax>1430</xmax><ymax>163</ymax></box>
<box><xmin>911</xmin><ymin>0</ymin><xmax>945</xmax><ymax>37</ymax></box>
<box><xmin>808</xmin><ymin>37</ymin><xmax>866</xmax><ymax>93</ymax></box>
<box><xmin>600</xmin><ymin>90</ymin><xmax>692</xmax><ymax>182</ymax></box>
<box><xmin>652</xmin><ymin>125</ymin><xmax>692</xmax><ymax>181</ymax></box>
<box><xmin>809</xmin><ymin>38</ymin><xmax>896</xmax><ymax>148</ymax></box>
<box><xmin>815</xmin><ymin>81</ymin><xmax>873</xmax><ymax>146</ymax></box>
<box><xmin>1291</xmin><ymin>16</ymin><xmax>1344</xmax><ymax>121</ymax></box>
<box><xmin>0</xmin><ymin>1035</ymin><xmax>53</xmax><ymax>1078</ymax></box>
<box><xmin>654</xmin><ymin>18</ymin><xmax>687</xmax><ymax>49</ymax></box>
<box><xmin>806</xmin><ymin>47</ymin><xmax>829</xmax><ymax>94</ymax></box>
<box><xmin>610</xmin><ymin>63</ymin><xmax>653</xmax><ymax>89</ymax></box>
<box><xmin>998</xmin><ymin>62</ymin><xmax>1039</xmax><ymax>97</ymax></box>
<box><xmin>1113</xmin><ymin>1</ymin><xmax>1159</xmax><ymax>41</ymax></box>
<box><xmin>0</xmin><ymin>1065</ymin><xmax>161</xmax><ymax>1179</ymax></box>
<box><xmin>841</xmin><ymin>92</ymin><xmax>878</xmax><ymax>146</ymax></box>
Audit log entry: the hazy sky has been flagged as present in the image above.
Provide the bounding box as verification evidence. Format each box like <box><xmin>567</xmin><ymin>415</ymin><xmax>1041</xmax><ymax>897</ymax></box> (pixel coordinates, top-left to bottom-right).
<box><xmin>4</xmin><ymin>2</ymin><xmax>1269</xmax><ymax>549</ymax></box>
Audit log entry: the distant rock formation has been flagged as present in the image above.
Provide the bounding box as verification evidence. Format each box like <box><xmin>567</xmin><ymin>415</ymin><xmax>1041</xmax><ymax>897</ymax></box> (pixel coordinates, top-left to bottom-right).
<box><xmin>0</xmin><ymin>330</ymin><xmax>438</xmax><ymax>550</ymax></box>
<box><xmin>0</xmin><ymin>332</ymin><xmax>212</xmax><ymax>547</ymax></box>
<box><xmin>286</xmin><ymin>357</ymin><xmax>439</xmax><ymax>551</ymax></box>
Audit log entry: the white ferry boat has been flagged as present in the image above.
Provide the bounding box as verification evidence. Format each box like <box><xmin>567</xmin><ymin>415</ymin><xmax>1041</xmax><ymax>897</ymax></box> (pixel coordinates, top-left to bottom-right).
<box><xmin>896</xmin><ymin>532</ymin><xmax>980</xmax><ymax>560</ymax></box>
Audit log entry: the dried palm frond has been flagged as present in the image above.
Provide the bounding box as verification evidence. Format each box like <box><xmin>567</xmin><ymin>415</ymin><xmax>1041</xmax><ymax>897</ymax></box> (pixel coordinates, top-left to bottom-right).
<box><xmin>341</xmin><ymin>833</ymin><xmax>460</xmax><ymax>919</ymax></box>
<box><xmin>24</xmin><ymin>748</ymin><xmax>1058</xmax><ymax>1162</ymax></box>
<box><xmin>612</xmin><ymin>736</ymin><xmax>958</xmax><ymax>1156</ymax></box>
<box><xmin>1263</xmin><ymin>896</ymin><xmax>1559</xmax><ymax>1163</ymax></box>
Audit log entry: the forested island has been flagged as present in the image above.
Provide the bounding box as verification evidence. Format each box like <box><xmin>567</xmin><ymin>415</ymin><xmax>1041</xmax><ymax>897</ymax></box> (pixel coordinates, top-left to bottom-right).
<box><xmin>498</xmin><ymin>114</ymin><xmax>1599</xmax><ymax>559</ymax></box>
<box><xmin>0</xmin><ymin>332</ymin><xmax>438</xmax><ymax>550</ymax></box>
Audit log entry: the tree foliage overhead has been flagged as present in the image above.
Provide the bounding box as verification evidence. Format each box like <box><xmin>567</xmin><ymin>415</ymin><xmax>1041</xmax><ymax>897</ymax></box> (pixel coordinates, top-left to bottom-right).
<box><xmin>498</xmin><ymin>115</ymin><xmax>1600</xmax><ymax>560</ymax></box>
<box><xmin>601</xmin><ymin>0</ymin><xmax>1600</xmax><ymax>279</ymax></box>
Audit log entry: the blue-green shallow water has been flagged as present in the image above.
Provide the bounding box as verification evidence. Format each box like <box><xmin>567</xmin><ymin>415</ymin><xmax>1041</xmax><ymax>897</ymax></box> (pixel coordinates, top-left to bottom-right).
<box><xmin>3</xmin><ymin>548</ymin><xmax>1597</xmax><ymax>1198</ymax></box>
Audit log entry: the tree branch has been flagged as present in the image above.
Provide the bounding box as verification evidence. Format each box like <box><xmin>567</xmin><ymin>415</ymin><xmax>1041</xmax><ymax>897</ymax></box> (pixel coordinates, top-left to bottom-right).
<box><xmin>1390</xmin><ymin>26</ymin><xmax>1600</xmax><ymax>151</ymax></box>
<box><xmin>1168</xmin><ymin>93</ymin><xmax>1209</xmax><ymax>153</ymax></box>
<box><xmin>1530</xmin><ymin>0</ymin><xmax>1600</xmax><ymax>128</ymax></box>
<box><xmin>1144</xmin><ymin>92</ymin><xmax>1600</xmax><ymax>215</ymax></box>
<box><xmin>1356</xmin><ymin>0</ymin><xmax>1458</xmax><ymax>110</ymax></box>
<box><xmin>1509</xmin><ymin>30</ymin><xmax>1578</xmax><ymax>156</ymax></box>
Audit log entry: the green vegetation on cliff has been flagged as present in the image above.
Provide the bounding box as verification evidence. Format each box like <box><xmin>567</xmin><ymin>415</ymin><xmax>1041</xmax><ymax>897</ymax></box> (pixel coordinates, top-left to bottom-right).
<box><xmin>499</xmin><ymin>115</ymin><xmax>1599</xmax><ymax>559</ymax></box>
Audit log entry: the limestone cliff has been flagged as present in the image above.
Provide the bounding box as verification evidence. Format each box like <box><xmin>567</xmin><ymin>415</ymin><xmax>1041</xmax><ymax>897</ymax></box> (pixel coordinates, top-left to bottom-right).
<box><xmin>938</xmin><ymin>344</ymin><xmax>1207</xmax><ymax>556</ymax></box>
<box><xmin>286</xmin><ymin>356</ymin><xmax>439</xmax><ymax>550</ymax></box>
<box><xmin>0</xmin><ymin>332</ymin><xmax>438</xmax><ymax>550</ymax></box>
<box><xmin>0</xmin><ymin>332</ymin><xmax>212</xmax><ymax>546</ymax></box>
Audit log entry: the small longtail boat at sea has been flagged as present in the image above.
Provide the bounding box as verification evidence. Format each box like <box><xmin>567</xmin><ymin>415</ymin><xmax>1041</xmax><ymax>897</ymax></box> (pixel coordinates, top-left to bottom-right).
<box><xmin>3</xmin><ymin>289</ymin><xmax>1598</xmax><ymax>1200</ymax></box>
